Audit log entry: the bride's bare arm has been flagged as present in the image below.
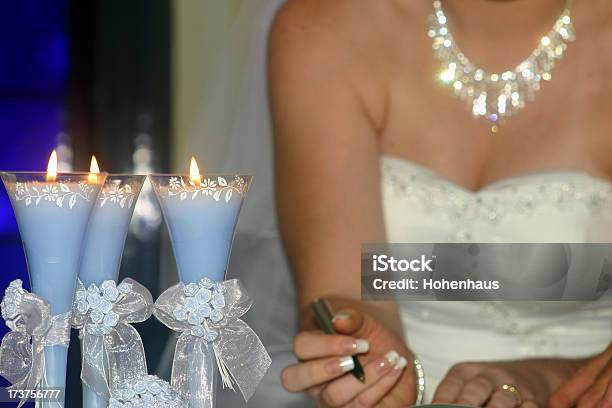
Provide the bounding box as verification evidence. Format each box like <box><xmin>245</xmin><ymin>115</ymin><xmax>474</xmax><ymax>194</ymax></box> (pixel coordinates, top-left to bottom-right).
<box><xmin>268</xmin><ymin>1</ymin><xmax>416</xmax><ymax>405</ymax></box>
<box><xmin>269</xmin><ymin>0</ymin><xmax>397</xmax><ymax>329</ymax></box>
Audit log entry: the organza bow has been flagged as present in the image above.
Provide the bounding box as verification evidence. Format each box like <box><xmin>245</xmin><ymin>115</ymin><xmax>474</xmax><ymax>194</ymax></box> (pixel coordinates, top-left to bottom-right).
<box><xmin>154</xmin><ymin>278</ymin><xmax>271</xmax><ymax>407</ymax></box>
<box><xmin>0</xmin><ymin>279</ymin><xmax>71</xmax><ymax>408</ymax></box>
<box><xmin>71</xmin><ymin>278</ymin><xmax>153</xmax><ymax>398</ymax></box>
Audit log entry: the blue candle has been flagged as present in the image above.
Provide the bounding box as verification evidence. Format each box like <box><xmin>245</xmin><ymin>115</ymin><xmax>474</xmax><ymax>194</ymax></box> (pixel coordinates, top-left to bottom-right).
<box><xmin>151</xmin><ymin>173</ymin><xmax>250</xmax><ymax>283</ymax></box>
<box><xmin>1</xmin><ymin>167</ymin><xmax>104</xmax><ymax>408</ymax></box>
<box><xmin>151</xmin><ymin>160</ymin><xmax>251</xmax><ymax>406</ymax></box>
<box><xmin>159</xmin><ymin>189</ymin><xmax>243</xmax><ymax>282</ymax></box>
<box><xmin>78</xmin><ymin>173</ymin><xmax>145</xmax><ymax>408</ymax></box>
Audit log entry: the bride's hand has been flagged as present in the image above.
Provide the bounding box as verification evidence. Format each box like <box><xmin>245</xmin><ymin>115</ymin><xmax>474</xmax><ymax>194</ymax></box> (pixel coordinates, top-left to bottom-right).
<box><xmin>549</xmin><ymin>344</ymin><xmax>612</xmax><ymax>408</ymax></box>
<box><xmin>281</xmin><ymin>299</ymin><xmax>416</xmax><ymax>407</ymax></box>
<box><xmin>433</xmin><ymin>358</ymin><xmax>582</xmax><ymax>407</ymax></box>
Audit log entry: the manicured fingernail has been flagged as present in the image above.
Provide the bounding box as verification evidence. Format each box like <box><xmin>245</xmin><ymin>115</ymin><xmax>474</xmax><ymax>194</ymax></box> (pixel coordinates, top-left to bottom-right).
<box><xmin>354</xmin><ymin>339</ymin><xmax>369</xmax><ymax>353</ymax></box>
<box><xmin>341</xmin><ymin>338</ymin><xmax>369</xmax><ymax>354</ymax></box>
<box><xmin>394</xmin><ymin>356</ymin><xmax>408</xmax><ymax>370</ymax></box>
<box><xmin>375</xmin><ymin>350</ymin><xmax>399</xmax><ymax>374</ymax></box>
<box><xmin>338</xmin><ymin>356</ymin><xmax>355</xmax><ymax>372</ymax></box>
<box><xmin>332</xmin><ymin>313</ymin><xmax>350</xmax><ymax>322</ymax></box>
<box><xmin>326</xmin><ymin>356</ymin><xmax>354</xmax><ymax>374</ymax></box>
<box><xmin>384</xmin><ymin>350</ymin><xmax>400</xmax><ymax>365</ymax></box>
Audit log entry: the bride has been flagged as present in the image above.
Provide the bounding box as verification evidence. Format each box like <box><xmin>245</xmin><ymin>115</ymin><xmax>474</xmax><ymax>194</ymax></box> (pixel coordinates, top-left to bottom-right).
<box><xmin>267</xmin><ymin>0</ymin><xmax>612</xmax><ymax>405</ymax></box>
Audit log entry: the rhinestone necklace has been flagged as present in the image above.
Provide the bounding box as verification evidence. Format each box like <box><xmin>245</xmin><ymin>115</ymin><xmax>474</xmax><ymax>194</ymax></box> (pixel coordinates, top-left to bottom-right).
<box><xmin>429</xmin><ymin>0</ymin><xmax>575</xmax><ymax>132</ymax></box>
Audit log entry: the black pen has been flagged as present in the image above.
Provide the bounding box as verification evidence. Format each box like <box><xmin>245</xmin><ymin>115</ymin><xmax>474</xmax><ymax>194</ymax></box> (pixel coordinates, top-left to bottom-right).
<box><xmin>311</xmin><ymin>298</ymin><xmax>366</xmax><ymax>383</ymax></box>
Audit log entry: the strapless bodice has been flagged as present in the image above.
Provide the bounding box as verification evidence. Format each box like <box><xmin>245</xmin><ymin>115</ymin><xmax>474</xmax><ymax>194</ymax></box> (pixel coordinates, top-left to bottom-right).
<box><xmin>382</xmin><ymin>155</ymin><xmax>612</xmax><ymax>243</ymax></box>
<box><xmin>380</xmin><ymin>155</ymin><xmax>612</xmax><ymax>402</ymax></box>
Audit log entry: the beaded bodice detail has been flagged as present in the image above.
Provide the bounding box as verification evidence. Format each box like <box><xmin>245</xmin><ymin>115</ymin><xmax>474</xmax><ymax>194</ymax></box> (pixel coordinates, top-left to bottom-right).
<box><xmin>381</xmin><ymin>156</ymin><xmax>612</xmax><ymax>243</ymax></box>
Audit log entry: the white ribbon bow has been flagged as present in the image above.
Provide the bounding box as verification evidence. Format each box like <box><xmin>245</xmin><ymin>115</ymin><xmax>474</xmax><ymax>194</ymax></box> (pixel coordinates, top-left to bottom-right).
<box><xmin>0</xmin><ymin>279</ymin><xmax>71</xmax><ymax>408</ymax></box>
<box><xmin>154</xmin><ymin>278</ymin><xmax>271</xmax><ymax>407</ymax></box>
<box><xmin>71</xmin><ymin>278</ymin><xmax>153</xmax><ymax>398</ymax></box>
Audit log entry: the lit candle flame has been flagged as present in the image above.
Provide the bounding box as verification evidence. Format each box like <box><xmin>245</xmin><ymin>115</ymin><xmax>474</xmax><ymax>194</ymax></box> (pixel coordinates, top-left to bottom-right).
<box><xmin>46</xmin><ymin>150</ymin><xmax>58</xmax><ymax>182</ymax></box>
<box><xmin>189</xmin><ymin>157</ymin><xmax>202</xmax><ymax>184</ymax></box>
<box><xmin>89</xmin><ymin>155</ymin><xmax>100</xmax><ymax>183</ymax></box>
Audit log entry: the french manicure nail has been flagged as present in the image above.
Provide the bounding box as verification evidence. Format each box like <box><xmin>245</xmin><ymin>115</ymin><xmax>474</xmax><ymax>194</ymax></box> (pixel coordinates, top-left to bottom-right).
<box><xmin>338</xmin><ymin>356</ymin><xmax>355</xmax><ymax>372</ymax></box>
<box><xmin>332</xmin><ymin>313</ymin><xmax>351</xmax><ymax>322</ymax></box>
<box><xmin>354</xmin><ymin>339</ymin><xmax>369</xmax><ymax>353</ymax></box>
<box><xmin>384</xmin><ymin>350</ymin><xmax>400</xmax><ymax>365</ymax></box>
<box><xmin>375</xmin><ymin>350</ymin><xmax>399</xmax><ymax>374</ymax></box>
<box><xmin>394</xmin><ymin>356</ymin><xmax>408</xmax><ymax>370</ymax></box>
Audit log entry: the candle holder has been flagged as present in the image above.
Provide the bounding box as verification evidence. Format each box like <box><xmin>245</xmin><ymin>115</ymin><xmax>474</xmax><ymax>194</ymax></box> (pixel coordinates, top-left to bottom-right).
<box><xmin>150</xmin><ymin>173</ymin><xmax>270</xmax><ymax>408</ymax></box>
<box><xmin>75</xmin><ymin>174</ymin><xmax>148</xmax><ymax>408</ymax></box>
<box><xmin>0</xmin><ymin>171</ymin><xmax>105</xmax><ymax>407</ymax></box>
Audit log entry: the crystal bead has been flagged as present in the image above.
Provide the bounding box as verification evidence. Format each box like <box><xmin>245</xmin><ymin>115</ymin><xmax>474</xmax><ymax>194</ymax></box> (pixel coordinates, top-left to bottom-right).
<box><xmin>134</xmin><ymin>380</ymin><xmax>147</xmax><ymax>395</ymax></box>
<box><xmin>211</xmin><ymin>293</ymin><xmax>225</xmax><ymax>309</ymax></box>
<box><xmin>198</xmin><ymin>303</ymin><xmax>212</xmax><ymax>318</ymax></box>
<box><xmin>123</xmin><ymin>387</ymin><xmax>135</xmax><ymax>400</ymax></box>
<box><xmin>98</xmin><ymin>299</ymin><xmax>113</xmax><ymax>314</ymax></box>
<box><xmin>187</xmin><ymin>311</ymin><xmax>204</xmax><ymax>325</ymax></box>
<box><xmin>209</xmin><ymin>309</ymin><xmax>224</xmax><ymax>323</ymax></box>
<box><xmin>183</xmin><ymin>283</ymin><xmax>198</xmax><ymax>297</ymax></box>
<box><xmin>104</xmin><ymin>311</ymin><xmax>119</xmax><ymax>327</ymax></box>
<box><xmin>87</xmin><ymin>293</ymin><xmax>102</xmax><ymax>309</ymax></box>
<box><xmin>90</xmin><ymin>310</ymin><xmax>104</xmax><ymax>324</ymax></box>
<box><xmin>103</xmin><ymin>286</ymin><xmax>120</xmax><ymax>302</ymax></box>
<box><xmin>183</xmin><ymin>297</ymin><xmax>197</xmax><ymax>312</ymax></box>
<box><xmin>117</xmin><ymin>282</ymin><xmax>133</xmax><ymax>294</ymax></box>
<box><xmin>173</xmin><ymin>306</ymin><xmax>187</xmax><ymax>321</ymax></box>
<box><xmin>147</xmin><ymin>381</ymin><xmax>162</xmax><ymax>395</ymax></box>
<box><xmin>199</xmin><ymin>278</ymin><xmax>214</xmax><ymax>289</ymax></box>
<box><xmin>101</xmin><ymin>280</ymin><xmax>116</xmax><ymax>290</ymax></box>
<box><xmin>195</xmin><ymin>288</ymin><xmax>212</xmax><ymax>304</ymax></box>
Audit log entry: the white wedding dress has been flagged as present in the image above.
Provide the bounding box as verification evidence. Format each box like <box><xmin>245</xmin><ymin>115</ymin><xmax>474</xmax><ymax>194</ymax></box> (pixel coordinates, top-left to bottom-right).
<box><xmin>187</xmin><ymin>1</ymin><xmax>611</xmax><ymax>405</ymax></box>
<box><xmin>382</xmin><ymin>155</ymin><xmax>612</xmax><ymax>401</ymax></box>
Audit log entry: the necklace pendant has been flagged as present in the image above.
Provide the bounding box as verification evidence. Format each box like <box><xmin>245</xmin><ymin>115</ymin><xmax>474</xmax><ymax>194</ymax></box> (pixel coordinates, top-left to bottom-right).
<box><xmin>430</xmin><ymin>0</ymin><xmax>575</xmax><ymax>129</ymax></box>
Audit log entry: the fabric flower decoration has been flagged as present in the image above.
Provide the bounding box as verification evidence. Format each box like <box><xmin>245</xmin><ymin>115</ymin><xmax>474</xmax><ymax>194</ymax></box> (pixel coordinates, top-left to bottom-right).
<box><xmin>108</xmin><ymin>375</ymin><xmax>187</xmax><ymax>408</ymax></box>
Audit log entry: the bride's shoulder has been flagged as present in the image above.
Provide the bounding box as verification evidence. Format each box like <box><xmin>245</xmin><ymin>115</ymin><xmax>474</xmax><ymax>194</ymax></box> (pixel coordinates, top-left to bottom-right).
<box><xmin>270</xmin><ymin>0</ymin><xmax>425</xmax><ymax>56</ymax></box>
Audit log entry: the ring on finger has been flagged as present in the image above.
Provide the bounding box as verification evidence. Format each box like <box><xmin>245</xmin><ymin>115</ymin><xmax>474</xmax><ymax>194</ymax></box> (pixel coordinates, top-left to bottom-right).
<box><xmin>498</xmin><ymin>384</ymin><xmax>523</xmax><ymax>406</ymax></box>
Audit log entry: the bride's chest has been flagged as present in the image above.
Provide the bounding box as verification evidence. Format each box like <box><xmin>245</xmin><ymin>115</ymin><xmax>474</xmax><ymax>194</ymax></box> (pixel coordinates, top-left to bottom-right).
<box><xmin>375</xmin><ymin>16</ymin><xmax>612</xmax><ymax>189</ymax></box>
<box><xmin>381</xmin><ymin>157</ymin><xmax>612</xmax><ymax>243</ymax></box>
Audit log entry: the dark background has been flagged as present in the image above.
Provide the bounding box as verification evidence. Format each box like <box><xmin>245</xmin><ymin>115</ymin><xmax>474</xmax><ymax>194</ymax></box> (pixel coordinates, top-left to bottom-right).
<box><xmin>0</xmin><ymin>1</ymin><xmax>172</xmax><ymax>406</ymax></box>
